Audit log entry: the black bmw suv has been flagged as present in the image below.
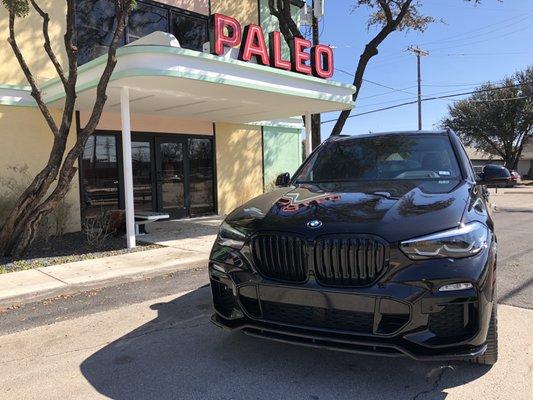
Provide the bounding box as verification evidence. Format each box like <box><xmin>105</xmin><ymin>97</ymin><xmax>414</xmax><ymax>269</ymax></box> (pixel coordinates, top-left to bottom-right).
<box><xmin>209</xmin><ymin>130</ymin><xmax>498</xmax><ymax>365</ymax></box>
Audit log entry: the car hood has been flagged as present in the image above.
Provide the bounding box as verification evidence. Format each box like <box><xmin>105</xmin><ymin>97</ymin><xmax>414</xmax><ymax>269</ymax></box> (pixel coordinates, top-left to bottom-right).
<box><xmin>226</xmin><ymin>180</ymin><xmax>471</xmax><ymax>243</ymax></box>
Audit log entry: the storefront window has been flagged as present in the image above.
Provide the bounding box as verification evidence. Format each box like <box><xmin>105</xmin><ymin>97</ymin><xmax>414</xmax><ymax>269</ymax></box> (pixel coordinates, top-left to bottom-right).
<box><xmin>80</xmin><ymin>133</ymin><xmax>214</xmax><ymax>220</ymax></box>
<box><xmin>75</xmin><ymin>0</ymin><xmax>124</xmax><ymax>65</ymax></box>
<box><xmin>132</xmin><ymin>141</ymin><xmax>153</xmax><ymax>211</ymax></box>
<box><xmin>127</xmin><ymin>2</ymin><xmax>169</xmax><ymax>43</ymax></box>
<box><xmin>81</xmin><ymin>134</ymin><xmax>120</xmax><ymax>218</ymax></box>
<box><xmin>75</xmin><ymin>0</ymin><xmax>209</xmax><ymax>64</ymax></box>
<box><xmin>188</xmin><ymin>138</ymin><xmax>214</xmax><ymax>215</ymax></box>
<box><xmin>171</xmin><ymin>11</ymin><xmax>209</xmax><ymax>52</ymax></box>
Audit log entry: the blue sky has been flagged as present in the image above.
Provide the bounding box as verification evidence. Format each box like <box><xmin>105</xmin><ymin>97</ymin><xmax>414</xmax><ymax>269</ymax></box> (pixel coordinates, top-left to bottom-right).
<box><xmin>318</xmin><ymin>0</ymin><xmax>533</xmax><ymax>139</ymax></box>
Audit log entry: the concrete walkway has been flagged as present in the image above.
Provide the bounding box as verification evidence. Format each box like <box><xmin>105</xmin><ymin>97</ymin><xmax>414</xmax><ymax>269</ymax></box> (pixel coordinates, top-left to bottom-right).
<box><xmin>0</xmin><ymin>216</ymin><xmax>222</xmax><ymax>306</ymax></box>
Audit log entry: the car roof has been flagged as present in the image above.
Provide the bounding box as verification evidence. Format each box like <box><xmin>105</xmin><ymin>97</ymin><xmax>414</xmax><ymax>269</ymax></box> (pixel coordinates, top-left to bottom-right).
<box><xmin>326</xmin><ymin>130</ymin><xmax>450</xmax><ymax>143</ymax></box>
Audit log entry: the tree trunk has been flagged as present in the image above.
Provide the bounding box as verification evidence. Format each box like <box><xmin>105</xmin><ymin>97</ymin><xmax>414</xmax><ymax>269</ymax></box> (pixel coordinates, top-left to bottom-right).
<box><xmin>0</xmin><ymin>0</ymin><xmax>131</xmax><ymax>257</ymax></box>
<box><xmin>311</xmin><ymin>108</ymin><xmax>321</xmax><ymax>149</ymax></box>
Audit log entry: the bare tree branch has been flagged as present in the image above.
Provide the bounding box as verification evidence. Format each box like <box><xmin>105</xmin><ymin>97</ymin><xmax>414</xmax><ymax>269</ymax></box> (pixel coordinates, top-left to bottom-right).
<box><xmin>331</xmin><ymin>0</ymin><xmax>413</xmax><ymax>136</ymax></box>
<box><xmin>6</xmin><ymin>8</ymin><xmax>59</xmax><ymax>135</ymax></box>
<box><xmin>29</xmin><ymin>0</ymin><xmax>68</xmax><ymax>87</ymax></box>
<box><xmin>377</xmin><ymin>0</ymin><xmax>393</xmax><ymax>24</ymax></box>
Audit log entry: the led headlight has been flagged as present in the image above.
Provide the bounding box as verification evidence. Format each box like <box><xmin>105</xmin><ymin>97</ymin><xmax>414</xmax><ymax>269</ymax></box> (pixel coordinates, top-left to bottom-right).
<box><xmin>216</xmin><ymin>221</ymin><xmax>247</xmax><ymax>249</ymax></box>
<box><xmin>400</xmin><ymin>222</ymin><xmax>489</xmax><ymax>260</ymax></box>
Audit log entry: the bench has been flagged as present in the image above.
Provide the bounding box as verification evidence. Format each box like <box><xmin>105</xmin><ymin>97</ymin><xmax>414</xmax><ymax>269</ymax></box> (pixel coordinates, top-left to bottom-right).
<box><xmin>134</xmin><ymin>211</ymin><xmax>170</xmax><ymax>235</ymax></box>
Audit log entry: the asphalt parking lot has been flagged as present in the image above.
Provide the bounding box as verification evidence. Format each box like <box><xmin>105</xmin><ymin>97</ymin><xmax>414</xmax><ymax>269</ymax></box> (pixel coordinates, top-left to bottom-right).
<box><xmin>0</xmin><ymin>193</ymin><xmax>532</xmax><ymax>400</ymax></box>
<box><xmin>1</xmin><ymin>284</ymin><xmax>532</xmax><ymax>400</ymax></box>
<box><xmin>491</xmin><ymin>198</ymin><xmax>533</xmax><ymax>309</ymax></box>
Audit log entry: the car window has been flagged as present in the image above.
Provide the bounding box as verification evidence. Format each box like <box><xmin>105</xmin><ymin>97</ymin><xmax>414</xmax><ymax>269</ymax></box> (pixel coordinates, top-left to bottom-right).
<box><xmin>296</xmin><ymin>135</ymin><xmax>462</xmax><ymax>183</ymax></box>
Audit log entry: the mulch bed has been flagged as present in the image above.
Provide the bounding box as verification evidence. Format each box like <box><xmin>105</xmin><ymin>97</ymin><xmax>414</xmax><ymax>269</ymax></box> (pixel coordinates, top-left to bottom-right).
<box><xmin>0</xmin><ymin>232</ymin><xmax>161</xmax><ymax>274</ymax></box>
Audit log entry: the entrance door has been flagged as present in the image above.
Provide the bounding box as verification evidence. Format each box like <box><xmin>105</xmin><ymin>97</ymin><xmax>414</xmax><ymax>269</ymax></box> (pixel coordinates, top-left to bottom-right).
<box><xmin>155</xmin><ymin>138</ymin><xmax>188</xmax><ymax>218</ymax></box>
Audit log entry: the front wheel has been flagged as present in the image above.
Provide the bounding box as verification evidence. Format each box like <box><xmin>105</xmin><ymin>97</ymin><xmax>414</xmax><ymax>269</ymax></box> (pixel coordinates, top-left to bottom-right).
<box><xmin>471</xmin><ymin>303</ymin><xmax>498</xmax><ymax>365</ymax></box>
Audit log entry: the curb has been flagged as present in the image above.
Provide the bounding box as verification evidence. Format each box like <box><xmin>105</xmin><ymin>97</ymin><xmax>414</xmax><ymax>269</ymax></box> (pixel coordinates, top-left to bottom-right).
<box><xmin>0</xmin><ymin>255</ymin><xmax>208</xmax><ymax>308</ymax></box>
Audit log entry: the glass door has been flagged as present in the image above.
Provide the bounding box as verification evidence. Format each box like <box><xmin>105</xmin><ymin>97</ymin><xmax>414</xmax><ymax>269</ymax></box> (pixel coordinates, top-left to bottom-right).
<box><xmin>81</xmin><ymin>134</ymin><xmax>121</xmax><ymax>218</ymax></box>
<box><xmin>131</xmin><ymin>139</ymin><xmax>154</xmax><ymax>212</ymax></box>
<box><xmin>155</xmin><ymin>138</ymin><xmax>188</xmax><ymax>218</ymax></box>
<box><xmin>188</xmin><ymin>138</ymin><xmax>215</xmax><ymax>216</ymax></box>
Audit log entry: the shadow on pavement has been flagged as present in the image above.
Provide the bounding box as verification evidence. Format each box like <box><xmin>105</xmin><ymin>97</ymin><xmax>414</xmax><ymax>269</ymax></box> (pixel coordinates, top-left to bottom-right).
<box><xmin>80</xmin><ymin>287</ymin><xmax>490</xmax><ymax>400</ymax></box>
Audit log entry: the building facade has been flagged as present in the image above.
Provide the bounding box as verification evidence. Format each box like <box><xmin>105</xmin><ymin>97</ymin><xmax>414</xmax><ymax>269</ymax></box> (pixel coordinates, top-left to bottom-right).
<box><xmin>0</xmin><ymin>0</ymin><xmax>354</xmax><ymax>239</ymax></box>
<box><xmin>466</xmin><ymin>145</ymin><xmax>533</xmax><ymax>177</ymax></box>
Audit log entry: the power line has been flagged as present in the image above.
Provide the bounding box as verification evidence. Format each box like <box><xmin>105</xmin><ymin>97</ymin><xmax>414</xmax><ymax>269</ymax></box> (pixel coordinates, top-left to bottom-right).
<box><xmin>354</xmin><ymin>11</ymin><xmax>533</xmax><ymax>67</ymax></box>
<box><xmin>432</xmin><ymin>51</ymin><xmax>533</xmax><ymax>57</ymax></box>
<box><xmin>420</xmin><ymin>12</ymin><xmax>533</xmax><ymax>47</ymax></box>
<box><xmin>335</xmin><ymin>67</ymin><xmax>417</xmax><ymax>97</ymax></box>
<box><xmin>321</xmin><ymin>82</ymin><xmax>531</xmax><ymax>124</ymax></box>
<box><xmin>354</xmin><ymin>80</ymin><xmax>514</xmax><ymax>109</ymax></box>
<box><xmin>426</xmin><ymin>24</ymin><xmax>533</xmax><ymax>53</ymax></box>
<box><xmin>451</xmin><ymin>96</ymin><xmax>527</xmax><ymax>103</ymax></box>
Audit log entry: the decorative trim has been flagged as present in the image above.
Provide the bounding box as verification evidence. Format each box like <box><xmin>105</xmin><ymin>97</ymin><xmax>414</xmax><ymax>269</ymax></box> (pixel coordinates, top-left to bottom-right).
<box><xmin>42</xmin><ymin>44</ymin><xmax>356</xmax><ymax>91</ymax></box>
<box><xmin>44</xmin><ymin>66</ymin><xmax>355</xmax><ymax>109</ymax></box>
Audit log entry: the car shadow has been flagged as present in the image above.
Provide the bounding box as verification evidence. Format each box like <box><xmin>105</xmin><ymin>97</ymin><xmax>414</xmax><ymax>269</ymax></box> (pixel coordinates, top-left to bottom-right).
<box><xmin>80</xmin><ymin>286</ymin><xmax>491</xmax><ymax>400</ymax></box>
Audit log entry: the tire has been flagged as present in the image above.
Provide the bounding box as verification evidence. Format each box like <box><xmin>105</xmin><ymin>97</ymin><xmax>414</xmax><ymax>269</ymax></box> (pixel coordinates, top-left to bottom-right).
<box><xmin>471</xmin><ymin>303</ymin><xmax>498</xmax><ymax>365</ymax></box>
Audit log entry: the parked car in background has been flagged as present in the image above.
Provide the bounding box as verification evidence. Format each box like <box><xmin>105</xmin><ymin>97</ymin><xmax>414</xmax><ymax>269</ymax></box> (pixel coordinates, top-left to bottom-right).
<box><xmin>510</xmin><ymin>170</ymin><xmax>522</xmax><ymax>186</ymax></box>
<box><xmin>210</xmin><ymin>130</ymin><xmax>500</xmax><ymax>365</ymax></box>
<box><xmin>480</xmin><ymin>164</ymin><xmax>512</xmax><ymax>188</ymax></box>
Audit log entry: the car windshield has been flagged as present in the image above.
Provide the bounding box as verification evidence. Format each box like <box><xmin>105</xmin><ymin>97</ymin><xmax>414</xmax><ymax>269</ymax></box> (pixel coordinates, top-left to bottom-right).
<box><xmin>295</xmin><ymin>134</ymin><xmax>462</xmax><ymax>183</ymax></box>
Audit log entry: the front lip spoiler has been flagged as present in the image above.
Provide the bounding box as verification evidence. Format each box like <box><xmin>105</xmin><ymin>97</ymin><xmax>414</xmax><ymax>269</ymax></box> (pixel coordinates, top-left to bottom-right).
<box><xmin>211</xmin><ymin>313</ymin><xmax>487</xmax><ymax>361</ymax></box>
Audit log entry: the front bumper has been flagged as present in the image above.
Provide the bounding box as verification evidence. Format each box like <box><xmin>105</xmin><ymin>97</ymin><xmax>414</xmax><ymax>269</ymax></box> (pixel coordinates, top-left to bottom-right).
<box><xmin>208</xmin><ymin>242</ymin><xmax>496</xmax><ymax>361</ymax></box>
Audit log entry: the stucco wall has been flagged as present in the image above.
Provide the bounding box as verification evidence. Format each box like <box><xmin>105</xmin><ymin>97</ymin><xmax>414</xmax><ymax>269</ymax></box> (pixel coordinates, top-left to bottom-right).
<box><xmin>263</xmin><ymin>126</ymin><xmax>302</xmax><ymax>190</ymax></box>
<box><xmin>154</xmin><ymin>0</ymin><xmax>209</xmax><ymax>15</ymax></box>
<box><xmin>79</xmin><ymin>111</ymin><xmax>213</xmax><ymax>135</ymax></box>
<box><xmin>210</xmin><ymin>0</ymin><xmax>259</xmax><ymax>26</ymax></box>
<box><xmin>0</xmin><ymin>105</ymin><xmax>81</xmax><ymax>232</ymax></box>
<box><xmin>215</xmin><ymin>123</ymin><xmax>263</xmax><ymax>215</ymax></box>
<box><xmin>0</xmin><ymin>1</ymin><xmax>67</xmax><ymax>85</ymax></box>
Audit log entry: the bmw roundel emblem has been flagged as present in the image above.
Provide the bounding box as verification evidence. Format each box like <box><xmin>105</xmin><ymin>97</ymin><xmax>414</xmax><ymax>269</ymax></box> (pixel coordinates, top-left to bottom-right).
<box><xmin>307</xmin><ymin>220</ymin><xmax>323</xmax><ymax>229</ymax></box>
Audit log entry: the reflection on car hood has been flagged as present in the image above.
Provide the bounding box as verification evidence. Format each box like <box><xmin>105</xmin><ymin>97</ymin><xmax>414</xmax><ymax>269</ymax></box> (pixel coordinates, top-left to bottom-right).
<box><xmin>226</xmin><ymin>180</ymin><xmax>470</xmax><ymax>243</ymax></box>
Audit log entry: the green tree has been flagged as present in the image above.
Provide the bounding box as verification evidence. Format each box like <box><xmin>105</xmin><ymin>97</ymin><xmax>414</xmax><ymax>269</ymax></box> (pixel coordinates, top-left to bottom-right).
<box><xmin>0</xmin><ymin>0</ymin><xmax>136</xmax><ymax>256</ymax></box>
<box><xmin>269</xmin><ymin>0</ymin><xmax>488</xmax><ymax>140</ymax></box>
<box><xmin>442</xmin><ymin>66</ymin><xmax>533</xmax><ymax>170</ymax></box>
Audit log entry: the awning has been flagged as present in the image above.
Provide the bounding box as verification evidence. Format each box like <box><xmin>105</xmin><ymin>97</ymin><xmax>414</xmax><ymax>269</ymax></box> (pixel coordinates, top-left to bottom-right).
<box><xmin>39</xmin><ymin>32</ymin><xmax>355</xmax><ymax>124</ymax></box>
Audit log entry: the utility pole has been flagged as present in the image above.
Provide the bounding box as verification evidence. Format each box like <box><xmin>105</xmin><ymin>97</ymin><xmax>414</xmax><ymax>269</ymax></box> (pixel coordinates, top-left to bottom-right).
<box><xmin>406</xmin><ymin>45</ymin><xmax>429</xmax><ymax>130</ymax></box>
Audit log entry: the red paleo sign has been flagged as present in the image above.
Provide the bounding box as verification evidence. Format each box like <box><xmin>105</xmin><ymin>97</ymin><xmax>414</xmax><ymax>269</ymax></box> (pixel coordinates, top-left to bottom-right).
<box><xmin>210</xmin><ymin>13</ymin><xmax>334</xmax><ymax>79</ymax></box>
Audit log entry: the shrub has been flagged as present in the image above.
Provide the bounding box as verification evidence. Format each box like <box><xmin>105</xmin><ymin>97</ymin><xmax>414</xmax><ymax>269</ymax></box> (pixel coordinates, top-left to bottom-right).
<box><xmin>0</xmin><ymin>165</ymin><xmax>74</xmax><ymax>243</ymax></box>
<box><xmin>83</xmin><ymin>211</ymin><xmax>114</xmax><ymax>248</ymax></box>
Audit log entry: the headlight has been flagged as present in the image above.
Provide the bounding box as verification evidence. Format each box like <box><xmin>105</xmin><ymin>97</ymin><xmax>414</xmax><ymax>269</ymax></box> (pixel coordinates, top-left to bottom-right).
<box><xmin>400</xmin><ymin>222</ymin><xmax>489</xmax><ymax>260</ymax></box>
<box><xmin>216</xmin><ymin>221</ymin><xmax>247</xmax><ymax>249</ymax></box>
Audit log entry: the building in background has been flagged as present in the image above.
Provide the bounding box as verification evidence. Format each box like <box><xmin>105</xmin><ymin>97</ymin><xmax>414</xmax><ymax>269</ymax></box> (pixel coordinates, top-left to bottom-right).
<box><xmin>466</xmin><ymin>144</ymin><xmax>533</xmax><ymax>177</ymax></box>
<box><xmin>0</xmin><ymin>0</ymin><xmax>354</xmax><ymax>245</ymax></box>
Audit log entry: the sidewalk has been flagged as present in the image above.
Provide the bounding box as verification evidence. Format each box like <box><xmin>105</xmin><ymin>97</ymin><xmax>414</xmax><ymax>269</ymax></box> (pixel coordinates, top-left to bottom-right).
<box><xmin>0</xmin><ymin>216</ymin><xmax>222</xmax><ymax>306</ymax></box>
<box><xmin>488</xmin><ymin>188</ymin><xmax>533</xmax><ymax>212</ymax></box>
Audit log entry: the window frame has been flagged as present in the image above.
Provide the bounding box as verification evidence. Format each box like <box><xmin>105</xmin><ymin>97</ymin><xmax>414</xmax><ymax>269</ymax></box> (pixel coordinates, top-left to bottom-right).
<box><xmin>75</xmin><ymin>0</ymin><xmax>210</xmax><ymax>65</ymax></box>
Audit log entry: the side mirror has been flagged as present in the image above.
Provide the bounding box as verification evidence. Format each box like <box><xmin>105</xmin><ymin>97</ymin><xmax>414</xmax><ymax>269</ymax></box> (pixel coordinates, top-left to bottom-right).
<box><xmin>275</xmin><ymin>172</ymin><xmax>291</xmax><ymax>187</ymax></box>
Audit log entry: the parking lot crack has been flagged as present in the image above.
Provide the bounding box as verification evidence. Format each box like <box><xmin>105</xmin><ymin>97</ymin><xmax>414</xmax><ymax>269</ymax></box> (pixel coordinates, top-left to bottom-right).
<box><xmin>411</xmin><ymin>365</ymin><xmax>454</xmax><ymax>400</ymax></box>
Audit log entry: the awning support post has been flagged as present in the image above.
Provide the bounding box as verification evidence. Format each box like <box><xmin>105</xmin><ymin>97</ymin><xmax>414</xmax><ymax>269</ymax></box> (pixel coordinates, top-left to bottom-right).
<box><xmin>305</xmin><ymin>112</ymin><xmax>312</xmax><ymax>157</ymax></box>
<box><xmin>120</xmin><ymin>87</ymin><xmax>136</xmax><ymax>249</ymax></box>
